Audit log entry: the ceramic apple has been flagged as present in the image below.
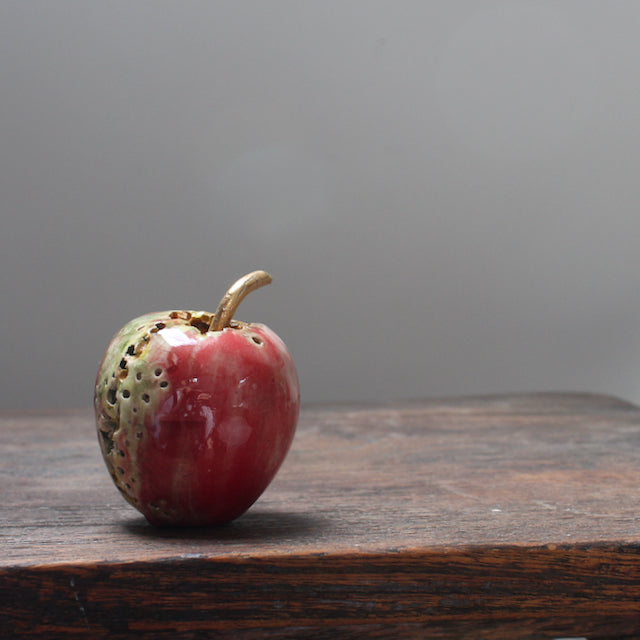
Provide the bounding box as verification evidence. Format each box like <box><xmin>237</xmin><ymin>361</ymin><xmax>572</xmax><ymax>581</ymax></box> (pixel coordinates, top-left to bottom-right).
<box><xmin>94</xmin><ymin>271</ymin><xmax>299</xmax><ymax>526</ymax></box>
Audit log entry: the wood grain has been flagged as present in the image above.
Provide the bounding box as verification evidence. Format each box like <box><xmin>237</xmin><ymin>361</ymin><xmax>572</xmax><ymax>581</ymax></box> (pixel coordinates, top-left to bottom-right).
<box><xmin>2</xmin><ymin>392</ymin><xmax>640</xmax><ymax>638</ymax></box>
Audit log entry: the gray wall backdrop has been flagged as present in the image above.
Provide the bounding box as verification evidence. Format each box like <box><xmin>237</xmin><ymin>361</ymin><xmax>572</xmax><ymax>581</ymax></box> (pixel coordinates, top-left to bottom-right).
<box><xmin>3</xmin><ymin>2</ymin><xmax>640</xmax><ymax>411</ymax></box>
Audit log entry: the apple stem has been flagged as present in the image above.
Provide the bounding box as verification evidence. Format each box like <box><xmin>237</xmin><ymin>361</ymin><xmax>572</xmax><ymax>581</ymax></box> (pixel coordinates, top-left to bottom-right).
<box><xmin>210</xmin><ymin>270</ymin><xmax>273</xmax><ymax>331</ymax></box>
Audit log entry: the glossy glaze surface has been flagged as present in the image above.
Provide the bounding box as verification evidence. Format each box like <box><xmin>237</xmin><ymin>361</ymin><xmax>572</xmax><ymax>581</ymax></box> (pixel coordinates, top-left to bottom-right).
<box><xmin>94</xmin><ymin>311</ymin><xmax>299</xmax><ymax>525</ymax></box>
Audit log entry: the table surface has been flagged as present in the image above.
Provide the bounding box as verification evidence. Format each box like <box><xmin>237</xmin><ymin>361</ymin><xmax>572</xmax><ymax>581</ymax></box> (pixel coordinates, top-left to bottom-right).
<box><xmin>2</xmin><ymin>392</ymin><xmax>640</xmax><ymax>639</ymax></box>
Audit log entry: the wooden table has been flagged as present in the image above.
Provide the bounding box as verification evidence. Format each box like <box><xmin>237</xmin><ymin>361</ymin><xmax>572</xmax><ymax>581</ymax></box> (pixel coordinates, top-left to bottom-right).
<box><xmin>2</xmin><ymin>393</ymin><xmax>640</xmax><ymax>639</ymax></box>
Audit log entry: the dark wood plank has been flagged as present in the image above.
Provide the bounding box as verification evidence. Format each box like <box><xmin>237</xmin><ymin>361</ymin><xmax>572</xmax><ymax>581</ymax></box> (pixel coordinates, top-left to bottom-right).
<box><xmin>2</xmin><ymin>392</ymin><xmax>640</xmax><ymax>638</ymax></box>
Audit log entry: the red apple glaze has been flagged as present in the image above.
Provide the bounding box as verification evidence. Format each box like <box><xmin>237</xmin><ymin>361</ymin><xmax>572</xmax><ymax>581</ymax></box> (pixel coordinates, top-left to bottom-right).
<box><xmin>136</xmin><ymin>324</ymin><xmax>299</xmax><ymax>525</ymax></box>
<box><xmin>95</xmin><ymin>308</ymin><xmax>299</xmax><ymax>527</ymax></box>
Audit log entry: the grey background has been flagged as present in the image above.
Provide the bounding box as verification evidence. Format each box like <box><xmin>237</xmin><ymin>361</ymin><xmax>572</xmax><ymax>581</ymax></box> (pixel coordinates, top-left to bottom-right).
<box><xmin>3</xmin><ymin>2</ymin><xmax>640</xmax><ymax>411</ymax></box>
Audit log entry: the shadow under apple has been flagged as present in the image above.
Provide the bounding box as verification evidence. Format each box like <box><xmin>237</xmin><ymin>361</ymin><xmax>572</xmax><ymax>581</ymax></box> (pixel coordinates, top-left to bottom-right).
<box><xmin>120</xmin><ymin>508</ymin><xmax>329</xmax><ymax>544</ymax></box>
